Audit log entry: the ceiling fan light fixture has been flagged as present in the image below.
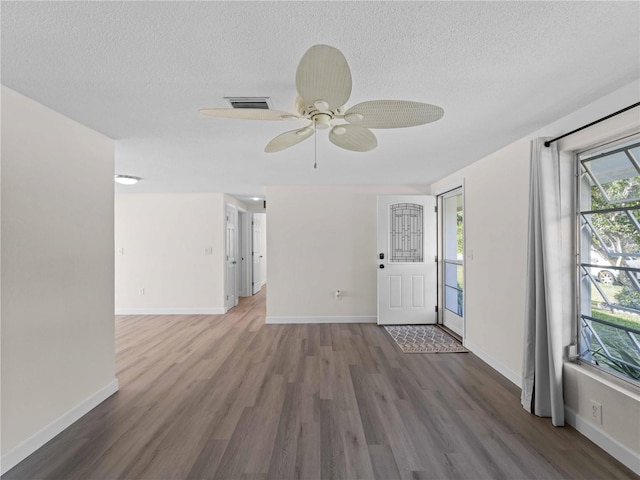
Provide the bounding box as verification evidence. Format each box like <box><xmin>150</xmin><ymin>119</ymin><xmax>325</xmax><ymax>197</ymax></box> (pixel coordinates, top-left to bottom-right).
<box><xmin>333</xmin><ymin>126</ymin><xmax>347</xmax><ymax>135</ymax></box>
<box><xmin>114</xmin><ymin>174</ymin><xmax>140</xmax><ymax>185</ymax></box>
<box><xmin>345</xmin><ymin>112</ymin><xmax>364</xmax><ymax>123</ymax></box>
<box><xmin>314</xmin><ymin>113</ymin><xmax>332</xmax><ymax>130</ymax></box>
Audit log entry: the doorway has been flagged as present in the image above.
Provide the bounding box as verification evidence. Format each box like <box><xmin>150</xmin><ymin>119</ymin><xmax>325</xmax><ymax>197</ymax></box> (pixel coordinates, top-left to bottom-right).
<box><xmin>235</xmin><ymin>209</ymin><xmax>267</xmax><ymax>299</ymax></box>
<box><xmin>238</xmin><ymin>209</ymin><xmax>251</xmax><ymax>297</ymax></box>
<box><xmin>252</xmin><ymin>213</ymin><xmax>267</xmax><ymax>294</ymax></box>
<box><xmin>438</xmin><ymin>187</ymin><xmax>464</xmax><ymax>338</ymax></box>
<box><xmin>377</xmin><ymin>195</ymin><xmax>437</xmax><ymax>325</ymax></box>
<box><xmin>226</xmin><ymin>204</ymin><xmax>238</xmax><ymax>310</ymax></box>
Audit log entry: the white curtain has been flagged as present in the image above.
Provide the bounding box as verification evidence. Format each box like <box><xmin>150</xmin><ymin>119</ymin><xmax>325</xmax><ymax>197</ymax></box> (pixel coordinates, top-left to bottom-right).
<box><xmin>522</xmin><ymin>138</ymin><xmax>573</xmax><ymax>426</ymax></box>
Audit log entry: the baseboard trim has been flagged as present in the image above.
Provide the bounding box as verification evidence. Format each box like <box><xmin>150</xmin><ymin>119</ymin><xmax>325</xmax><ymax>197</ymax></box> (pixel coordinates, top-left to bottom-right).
<box><xmin>463</xmin><ymin>339</ymin><xmax>522</xmax><ymax>388</ymax></box>
<box><xmin>1</xmin><ymin>378</ymin><xmax>119</xmax><ymax>475</ymax></box>
<box><xmin>115</xmin><ymin>307</ymin><xmax>226</xmax><ymax>315</ymax></box>
<box><xmin>565</xmin><ymin>406</ymin><xmax>640</xmax><ymax>475</ymax></box>
<box><xmin>265</xmin><ymin>315</ymin><xmax>377</xmax><ymax>324</ymax></box>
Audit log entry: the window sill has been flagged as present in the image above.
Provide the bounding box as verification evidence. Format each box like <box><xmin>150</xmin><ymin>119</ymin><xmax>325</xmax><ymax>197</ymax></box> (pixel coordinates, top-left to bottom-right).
<box><xmin>564</xmin><ymin>360</ymin><xmax>640</xmax><ymax>397</ymax></box>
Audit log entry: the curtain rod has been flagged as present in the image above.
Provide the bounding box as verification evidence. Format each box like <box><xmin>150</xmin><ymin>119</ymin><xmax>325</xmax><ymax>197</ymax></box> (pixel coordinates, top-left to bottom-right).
<box><xmin>544</xmin><ymin>102</ymin><xmax>640</xmax><ymax>147</ymax></box>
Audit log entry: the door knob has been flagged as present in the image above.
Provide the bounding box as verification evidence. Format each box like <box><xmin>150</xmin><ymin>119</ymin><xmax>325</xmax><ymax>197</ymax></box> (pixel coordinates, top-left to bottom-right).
<box><xmin>379</xmin><ymin>264</ymin><xmax>385</xmax><ymax>269</ymax></box>
<box><xmin>232</xmin><ymin>261</ymin><xmax>237</xmax><ymax>264</ymax></box>
<box><xmin>379</xmin><ymin>252</ymin><xmax>385</xmax><ymax>259</ymax></box>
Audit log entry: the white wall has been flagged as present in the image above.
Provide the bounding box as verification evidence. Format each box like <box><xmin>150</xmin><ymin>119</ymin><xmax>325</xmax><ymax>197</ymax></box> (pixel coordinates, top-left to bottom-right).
<box><xmin>115</xmin><ymin>193</ymin><xmax>248</xmax><ymax>314</ymax></box>
<box><xmin>564</xmin><ymin>363</ymin><xmax>640</xmax><ymax>472</ymax></box>
<box><xmin>431</xmin><ymin>138</ymin><xmax>531</xmax><ymax>384</ymax></box>
<box><xmin>1</xmin><ymin>86</ymin><xmax>117</xmax><ymax>473</ymax></box>
<box><xmin>430</xmin><ymin>80</ymin><xmax>640</xmax><ymax>472</ymax></box>
<box><xmin>266</xmin><ymin>185</ymin><xmax>427</xmax><ymax>323</ymax></box>
<box><xmin>115</xmin><ymin>193</ymin><xmax>227</xmax><ymax>314</ymax></box>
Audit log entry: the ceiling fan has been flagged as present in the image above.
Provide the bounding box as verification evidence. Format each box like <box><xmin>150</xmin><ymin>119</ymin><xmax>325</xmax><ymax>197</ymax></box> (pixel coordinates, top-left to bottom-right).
<box><xmin>199</xmin><ymin>44</ymin><xmax>444</xmax><ymax>153</ymax></box>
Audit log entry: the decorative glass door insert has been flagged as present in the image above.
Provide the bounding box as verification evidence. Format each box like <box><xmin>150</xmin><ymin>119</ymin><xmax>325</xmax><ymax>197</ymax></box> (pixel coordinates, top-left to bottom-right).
<box><xmin>389</xmin><ymin>203</ymin><xmax>424</xmax><ymax>263</ymax></box>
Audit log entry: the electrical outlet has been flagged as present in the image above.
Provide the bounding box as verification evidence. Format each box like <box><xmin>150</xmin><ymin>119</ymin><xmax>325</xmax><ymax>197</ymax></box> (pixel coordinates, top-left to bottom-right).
<box><xmin>589</xmin><ymin>400</ymin><xmax>602</xmax><ymax>424</ymax></box>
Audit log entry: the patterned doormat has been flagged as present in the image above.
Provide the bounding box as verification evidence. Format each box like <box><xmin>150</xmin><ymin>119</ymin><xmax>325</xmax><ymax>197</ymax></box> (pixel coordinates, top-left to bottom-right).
<box><xmin>384</xmin><ymin>325</ymin><xmax>468</xmax><ymax>353</ymax></box>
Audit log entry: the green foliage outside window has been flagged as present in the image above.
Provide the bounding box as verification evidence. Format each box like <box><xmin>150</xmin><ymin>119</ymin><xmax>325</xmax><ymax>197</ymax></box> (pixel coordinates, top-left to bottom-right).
<box><xmin>581</xmin><ymin>151</ymin><xmax>640</xmax><ymax>382</ymax></box>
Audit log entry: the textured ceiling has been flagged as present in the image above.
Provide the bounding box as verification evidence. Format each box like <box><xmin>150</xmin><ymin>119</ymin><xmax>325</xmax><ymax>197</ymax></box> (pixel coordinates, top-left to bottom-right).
<box><xmin>2</xmin><ymin>1</ymin><xmax>639</xmax><ymax>200</ymax></box>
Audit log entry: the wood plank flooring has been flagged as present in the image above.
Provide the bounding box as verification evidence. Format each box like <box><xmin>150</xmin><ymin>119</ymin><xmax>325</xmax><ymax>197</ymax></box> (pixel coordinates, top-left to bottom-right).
<box><xmin>3</xmin><ymin>289</ymin><xmax>636</xmax><ymax>479</ymax></box>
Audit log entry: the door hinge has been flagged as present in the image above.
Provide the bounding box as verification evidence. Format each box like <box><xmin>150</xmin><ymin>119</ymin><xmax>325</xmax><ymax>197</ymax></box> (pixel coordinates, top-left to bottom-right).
<box><xmin>435</xmin><ymin>255</ymin><xmax>438</xmax><ymax>263</ymax></box>
<box><xmin>434</xmin><ymin>205</ymin><xmax>438</xmax><ymax>213</ymax></box>
<box><xmin>435</xmin><ymin>305</ymin><xmax>439</xmax><ymax>312</ymax></box>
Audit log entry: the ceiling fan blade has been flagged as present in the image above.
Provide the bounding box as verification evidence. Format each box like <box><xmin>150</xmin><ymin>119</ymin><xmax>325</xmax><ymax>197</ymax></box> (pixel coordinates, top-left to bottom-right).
<box><xmin>296</xmin><ymin>45</ymin><xmax>352</xmax><ymax>110</ymax></box>
<box><xmin>264</xmin><ymin>126</ymin><xmax>314</xmax><ymax>153</ymax></box>
<box><xmin>343</xmin><ymin>100</ymin><xmax>444</xmax><ymax>129</ymax></box>
<box><xmin>329</xmin><ymin>125</ymin><xmax>377</xmax><ymax>152</ymax></box>
<box><xmin>199</xmin><ymin>108</ymin><xmax>300</xmax><ymax>121</ymax></box>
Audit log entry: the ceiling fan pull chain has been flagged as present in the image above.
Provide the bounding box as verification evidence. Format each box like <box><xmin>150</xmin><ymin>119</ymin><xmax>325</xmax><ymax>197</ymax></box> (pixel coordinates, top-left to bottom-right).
<box><xmin>314</xmin><ymin>122</ymin><xmax>318</xmax><ymax>169</ymax></box>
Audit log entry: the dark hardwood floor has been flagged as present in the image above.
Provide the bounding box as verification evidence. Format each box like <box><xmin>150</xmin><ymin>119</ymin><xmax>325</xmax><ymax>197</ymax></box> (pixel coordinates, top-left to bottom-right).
<box><xmin>3</xmin><ymin>289</ymin><xmax>636</xmax><ymax>479</ymax></box>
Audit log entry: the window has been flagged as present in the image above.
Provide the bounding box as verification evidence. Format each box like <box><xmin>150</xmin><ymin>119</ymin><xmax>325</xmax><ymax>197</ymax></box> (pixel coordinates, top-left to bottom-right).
<box><xmin>578</xmin><ymin>137</ymin><xmax>640</xmax><ymax>383</ymax></box>
<box><xmin>443</xmin><ymin>192</ymin><xmax>463</xmax><ymax>317</ymax></box>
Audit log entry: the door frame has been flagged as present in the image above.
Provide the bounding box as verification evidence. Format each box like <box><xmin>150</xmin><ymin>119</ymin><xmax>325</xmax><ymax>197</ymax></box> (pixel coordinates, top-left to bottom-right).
<box><xmin>251</xmin><ymin>212</ymin><xmax>266</xmax><ymax>294</ymax></box>
<box><xmin>238</xmin><ymin>208</ymin><xmax>252</xmax><ymax>297</ymax></box>
<box><xmin>436</xmin><ymin>183</ymin><xmax>466</xmax><ymax>341</ymax></box>
<box><xmin>225</xmin><ymin>203</ymin><xmax>238</xmax><ymax>310</ymax></box>
<box><xmin>377</xmin><ymin>194</ymin><xmax>437</xmax><ymax>325</ymax></box>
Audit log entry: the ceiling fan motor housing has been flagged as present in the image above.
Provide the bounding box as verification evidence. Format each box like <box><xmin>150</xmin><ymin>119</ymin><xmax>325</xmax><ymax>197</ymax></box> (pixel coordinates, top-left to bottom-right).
<box><xmin>312</xmin><ymin>113</ymin><xmax>332</xmax><ymax>129</ymax></box>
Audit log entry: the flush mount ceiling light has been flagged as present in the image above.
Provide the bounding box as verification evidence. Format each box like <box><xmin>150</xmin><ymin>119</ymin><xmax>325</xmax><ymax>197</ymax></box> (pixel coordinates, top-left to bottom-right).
<box><xmin>199</xmin><ymin>44</ymin><xmax>444</xmax><ymax>153</ymax></box>
<box><xmin>114</xmin><ymin>175</ymin><xmax>140</xmax><ymax>185</ymax></box>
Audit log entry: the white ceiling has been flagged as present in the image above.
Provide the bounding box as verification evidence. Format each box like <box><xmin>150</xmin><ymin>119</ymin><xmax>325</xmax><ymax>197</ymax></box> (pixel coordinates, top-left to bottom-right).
<box><xmin>2</xmin><ymin>1</ymin><xmax>639</xmax><ymax>202</ymax></box>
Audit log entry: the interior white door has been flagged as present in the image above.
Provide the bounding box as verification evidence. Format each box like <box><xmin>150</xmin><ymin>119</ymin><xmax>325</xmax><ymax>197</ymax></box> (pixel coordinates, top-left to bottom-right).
<box><xmin>377</xmin><ymin>195</ymin><xmax>437</xmax><ymax>325</ymax></box>
<box><xmin>252</xmin><ymin>215</ymin><xmax>261</xmax><ymax>295</ymax></box>
<box><xmin>226</xmin><ymin>204</ymin><xmax>237</xmax><ymax>309</ymax></box>
<box><xmin>239</xmin><ymin>210</ymin><xmax>251</xmax><ymax>297</ymax></box>
<box><xmin>441</xmin><ymin>190</ymin><xmax>464</xmax><ymax>336</ymax></box>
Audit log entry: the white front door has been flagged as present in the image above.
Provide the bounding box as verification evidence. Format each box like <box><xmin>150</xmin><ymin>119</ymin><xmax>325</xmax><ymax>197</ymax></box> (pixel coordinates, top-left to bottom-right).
<box><xmin>252</xmin><ymin>215</ymin><xmax>261</xmax><ymax>295</ymax></box>
<box><xmin>226</xmin><ymin>204</ymin><xmax>237</xmax><ymax>309</ymax></box>
<box><xmin>377</xmin><ymin>195</ymin><xmax>437</xmax><ymax>325</ymax></box>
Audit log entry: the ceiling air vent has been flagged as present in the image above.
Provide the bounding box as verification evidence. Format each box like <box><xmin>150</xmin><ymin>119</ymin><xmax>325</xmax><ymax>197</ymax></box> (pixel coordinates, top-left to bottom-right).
<box><xmin>224</xmin><ymin>97</ymin><xmax>273</xmax><ymax>110</ymax></box>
